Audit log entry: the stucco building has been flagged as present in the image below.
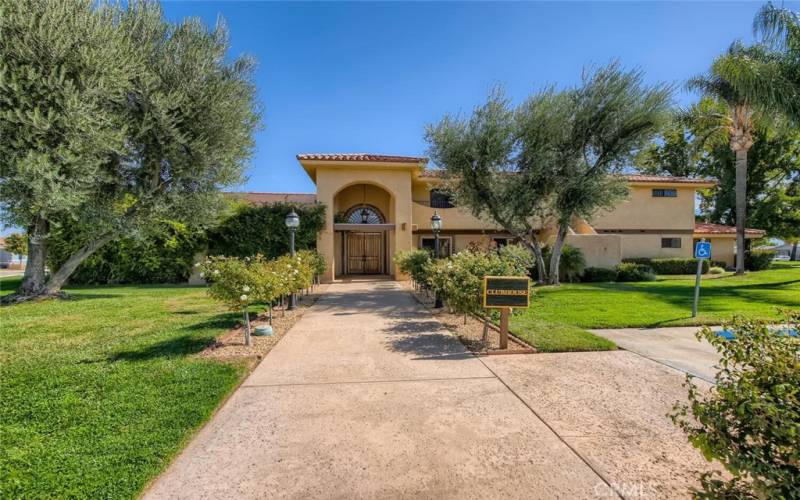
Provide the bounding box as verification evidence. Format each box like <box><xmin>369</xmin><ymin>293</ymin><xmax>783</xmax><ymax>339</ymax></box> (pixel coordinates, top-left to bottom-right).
<box><xmin>237</xmin><ymin>153</ymin><xmax>764</xmax><ymax>282</ymax></box>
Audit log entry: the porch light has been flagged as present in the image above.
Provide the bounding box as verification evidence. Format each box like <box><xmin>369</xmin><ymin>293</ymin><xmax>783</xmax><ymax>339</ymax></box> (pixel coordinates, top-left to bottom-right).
<box><xmin>360</xmin><ymin>207</ymin><xmax>369</xmax><ymax>224</ymax></box>
<box><xmin>430</xmin><ymin>211</ymin><xmax>442</xmax><ymax>232</ymax></box>
<box><xmin>284</xmin><ymin>210</ymin><xmax>300</xmax><ymax>229</ymax></box>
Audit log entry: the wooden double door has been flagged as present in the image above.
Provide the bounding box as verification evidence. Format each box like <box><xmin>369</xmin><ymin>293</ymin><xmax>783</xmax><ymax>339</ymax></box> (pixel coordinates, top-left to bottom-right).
<box><xmin>346</xmin><ymin>232</ymin><xmax>383</xmax><ymax>274</ymax></box>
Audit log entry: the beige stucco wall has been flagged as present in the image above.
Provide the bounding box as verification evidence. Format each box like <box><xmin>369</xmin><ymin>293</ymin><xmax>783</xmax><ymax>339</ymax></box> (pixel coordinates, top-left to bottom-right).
<box><xmin>334</xmin><ymin>184</ymin><xmax>392</xmax><ymax>222</ymax></box>
<box><xmin>411</xmin><ymin>182</ymin><xmax>503</xmax><ymax>231</ymax></box>
<box><xmin>704</xmin><ymin>237</ymin><xmax>735</xmax><ymax>267</ymax></box>
<box><xmin>565</xmin><ymin>234</ymin><xmax>622</xmax><ymax>268</ymax></box>
<box><xmin>591</xmin><ymin>186</ymin><xmax>697</xmax><ymax>231</ymax></box>
<box><xmin>315</xmin><ymin>168</ymin><xmax>413</xmax><ymax>282</ymax></box>
<box><xmin>618</xmin><ymin>233</ymin><xmax>693</xmax><ymax>260</ymax></box>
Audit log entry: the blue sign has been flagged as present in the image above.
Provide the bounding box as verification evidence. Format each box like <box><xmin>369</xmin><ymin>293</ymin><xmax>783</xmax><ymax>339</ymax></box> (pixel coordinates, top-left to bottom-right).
<box><xmin>694</xmin><ymin>241</ymin><xmax>712</xmax><ymax>259</ymax></box>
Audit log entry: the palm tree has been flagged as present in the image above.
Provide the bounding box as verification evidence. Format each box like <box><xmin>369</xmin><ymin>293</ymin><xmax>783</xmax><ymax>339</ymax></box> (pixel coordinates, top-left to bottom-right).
<box><xmin>752</xmin><ymin>2</ymin><xmax>800</xmax><ymax>122</ymax></box>
<box><xmin>687</xmin><ymin>45</ymin><xmax>770</xmax><ymax>274</ymax></box>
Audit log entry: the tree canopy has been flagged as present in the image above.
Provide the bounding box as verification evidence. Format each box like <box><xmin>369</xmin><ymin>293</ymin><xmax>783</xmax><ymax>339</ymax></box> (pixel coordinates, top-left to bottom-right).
<box><xmin>426</xmin><ymin>63</ymin><xmax>671</xmax><ymax>284</ymax></box>
<box><xmin>0</xmin><ymin>0</ymin><xmax>260</xmax><ymax>299</ymax></box>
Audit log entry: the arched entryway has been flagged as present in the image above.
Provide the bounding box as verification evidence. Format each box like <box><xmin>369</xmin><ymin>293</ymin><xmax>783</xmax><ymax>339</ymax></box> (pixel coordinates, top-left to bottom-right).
<box><xmin>333</xmin><ymin>183</ymin><xmax>395</xmax><ymax>277</ymax></box>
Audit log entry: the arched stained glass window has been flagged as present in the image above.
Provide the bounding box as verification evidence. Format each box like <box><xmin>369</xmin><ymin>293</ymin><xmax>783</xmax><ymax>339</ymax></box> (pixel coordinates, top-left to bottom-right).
<box><xmin>345</xmin><ymin>205</ymin><xmax>385</xmax><ymax>224</ymax></box>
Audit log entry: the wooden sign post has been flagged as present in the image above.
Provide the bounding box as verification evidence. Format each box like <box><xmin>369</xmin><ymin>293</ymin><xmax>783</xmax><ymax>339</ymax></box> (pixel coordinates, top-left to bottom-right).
<box><xmin>483</xmin><ymin>276</ymin><xmax>530</xmax><ymax>350</ymax></box>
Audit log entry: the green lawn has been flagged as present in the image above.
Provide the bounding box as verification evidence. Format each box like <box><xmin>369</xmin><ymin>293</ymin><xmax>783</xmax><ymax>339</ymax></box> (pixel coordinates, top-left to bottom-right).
<box><xmin>0</xmin><ymin>278</ymin><xmax>246</xmax><ymax>498</ymax></box>
<box><xmin>517</xmin><ymin>261</ymin><xmax>800</xmax><ymax>330</ymax></box>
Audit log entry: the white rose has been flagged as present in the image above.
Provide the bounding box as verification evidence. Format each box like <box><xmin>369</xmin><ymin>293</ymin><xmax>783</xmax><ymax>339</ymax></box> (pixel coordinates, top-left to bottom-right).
<box><xmin>242</xmin><ymin>285</ymin><xmax>250</xmax><ymax>292</ymax></box>
<box><xmin>240</xmin><ymin>294</ymin><xmax>248</xmax><ymax>301</ymax></box>
<box><xmin>293</xmin><ymin>270</ymin><xmax>298</xmax><ymax>274</ymax></box>
<box><xmin>194</xmin><ymin>262</ymin><xmax>201</xmax><ymax>268</ymax></box>
<box><xmin>199</xmin><ymin>272</ymin><xmax>205</xmax><ymax>278</ymax></box>
<box><xmin>213</xmin><ymin>269</ymin><xmax>220</xmax><ymax>276</ymax></box>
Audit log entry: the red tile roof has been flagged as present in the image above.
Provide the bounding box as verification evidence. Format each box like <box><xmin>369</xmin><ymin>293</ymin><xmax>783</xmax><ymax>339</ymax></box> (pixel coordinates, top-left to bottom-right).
<box><xmin>418</xmin><ymin>171</ymin><xmax>715</xmax><ymax>184</ymax></box>
<box><xmin>297</xmin><ymin>153</ymin><xmax>427</xmax><ymax>163</ymax></box>
<box><xmin>226</xmin><ymin>192</ymin><xmax>317</xmax><ymax>205</ymax></box>
<box><xmin>694</xmin><ymin>222</ymin><xmax>765</xmax><ymax>236</ymax></box>
<box><xmin>621</xmin><ymin>174</ymin><xmax>715</xmax><ymax>185</ymax></box>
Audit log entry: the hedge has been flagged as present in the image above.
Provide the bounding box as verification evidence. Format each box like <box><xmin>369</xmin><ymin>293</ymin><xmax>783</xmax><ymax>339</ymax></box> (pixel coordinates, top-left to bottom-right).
<box><xmin>582</xmin><ymin>267</ymin><xmax>618</xmax><ymax>282</ymax></box>
<box><xmin>207</xmin><ymin>202</ymin><xmax>325</xmax><ymax>259</ymax></box>
<box><xmin>48</xmin><ymin>220</ymin><xmax>205</xmax><ymax>285</ymax></box>
<box><xmin>746</xmin><ymin>250</ymin><xmax>775</xmax><ymax>271</ymax></box>
<box><xmin>624</xmin><ymin>257</ymin><xmax>709</xmax><ymax>275</ymax></box>
<box><xmin>616</xmin><ymin>263</ymin><xmax>656</xmax><ymax>282</ymax></box>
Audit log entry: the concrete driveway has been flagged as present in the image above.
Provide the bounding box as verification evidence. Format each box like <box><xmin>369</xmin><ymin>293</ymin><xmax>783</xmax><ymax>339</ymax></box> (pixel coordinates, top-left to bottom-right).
<box><xmin>145</xmin><ymin>281</ymin><xmax>716</xmax><ymax>499</ymax></box>
<box><xmin>590</xmin><ymin>327</ymin><xmax>722</xmax><ymax>382</ymax></box>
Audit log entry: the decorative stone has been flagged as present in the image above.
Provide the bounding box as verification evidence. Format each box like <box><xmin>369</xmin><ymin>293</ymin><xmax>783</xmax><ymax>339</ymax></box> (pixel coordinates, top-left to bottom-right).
<box><xmin>253</xmin><ymin>325</ymin><xmax>274</xmax><ymax>336</ymax></box>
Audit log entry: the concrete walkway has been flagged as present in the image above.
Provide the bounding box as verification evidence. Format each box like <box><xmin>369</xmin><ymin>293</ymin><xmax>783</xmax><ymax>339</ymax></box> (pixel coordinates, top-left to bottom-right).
<box><xmin>590</xmin><ymin>327</ymin><xmax>721</xmax><ymax>382</ymax></box>
<box><xmin>145</xmin><ymin>281</ymin><xmax>615</xmax><ymax>499</ymax></box>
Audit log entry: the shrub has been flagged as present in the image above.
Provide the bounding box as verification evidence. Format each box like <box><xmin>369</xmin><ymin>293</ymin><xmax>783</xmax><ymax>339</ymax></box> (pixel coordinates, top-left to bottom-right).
<box><xmin>498</xmin><ymin>244</ymin><xmax>536</xmax><ymax>272</ymax></box>
<box><xmin>533</xmin><ymin>244</ymin><xmax>586</xmax><ymax>282</ymax></box>
<box><xmin>48</xmin><ymin>219</ymin><xmax>205</xmax><ymax>284</ymax></box>
<box><xmin>198</xmin><ymin>256</ymin><xmax>261</xmax><ymax>346</ymax></box>
<box><xmin>671</xmin><ymin>316</ymin><xmax>800</xmax><ymax>498</ymax></box>
<box><xmin>207</xmin><ymin>201</ymin><xmax>325</xmax><ymax>259</ymax></box>
<box><xmin>582</xmin><ymin>267</ymin><xmax>618</xmax><ymax>282</ymax></box>
<box><xmin>711</xmin><ymin>260</ymin><xmax>729</xmax><ymax>270</ymax></box>
<box><xmin>615</xmin><ymin>262</ymin><xmax>656</xmax><ymax>282</ymax></box>
<box><xmin>746</xmin><ymin>250</ymin><xmax>775</xmax><ymax>271</ymax></box>
<box><xmin>418</xmin><ymin>249</ymin><xmax>529</xmax><ymax>319</ymax></box>
<box><xmin>623</xmin><ymin>257</ymin><xmax>708</xmax><ymax>275</ymax></box>
<box><xmin>708</xmin><ymin>266</ymin><xmax>725</xmax><ymax>275</ymax></box>
<box><xmin>394</xmin><ymin>249</ymin><xmax>432</xmax><ymax>286</ymax></box>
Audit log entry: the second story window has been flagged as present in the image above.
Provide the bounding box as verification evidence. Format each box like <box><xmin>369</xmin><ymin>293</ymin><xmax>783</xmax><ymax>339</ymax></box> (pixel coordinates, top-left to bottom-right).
<box><xmin>652</xmin><ymin>188</ymin><xmax>677</xmax><ymax>198</ymax></box>
<box><xmin>429</xmin><ymin>189</ymin><xmax>455</xmax><ymax>208</ymax></box>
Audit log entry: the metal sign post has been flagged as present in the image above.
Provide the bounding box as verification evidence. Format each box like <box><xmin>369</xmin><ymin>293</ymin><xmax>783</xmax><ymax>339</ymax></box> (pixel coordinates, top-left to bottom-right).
<box><xmin>692</xmin><ymin>240</ymin><xmax>712</xmax><ymax>318</ymax></box>
<box><xmin>483</xmin><ymin>276</ymin><xmax>530</xmax><ymax>350</ymax></box>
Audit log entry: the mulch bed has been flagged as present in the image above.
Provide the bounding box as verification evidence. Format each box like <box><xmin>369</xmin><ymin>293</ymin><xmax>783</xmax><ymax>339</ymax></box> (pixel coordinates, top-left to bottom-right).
<box><xmin>401</xmin><ymin>282</ymin><xmax>536</xmax><ymax>355</ymax></box>
<box><xmin>197</xmin><ymin>284</ymin><xmax>329</xmax><ymax>367</ymax></box>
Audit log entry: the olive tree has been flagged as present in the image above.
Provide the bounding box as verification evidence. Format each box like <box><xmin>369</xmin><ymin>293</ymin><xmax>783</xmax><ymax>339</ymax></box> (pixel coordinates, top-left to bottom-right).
<box><xmin>426</xmin><ymin>63</ymin><xmax>671</xmax><ymax>284</ymax></box>
<box><xmin>0</xmin><ymin>0</ymin><xmax>259</xmax><ymax>301</ymax></box>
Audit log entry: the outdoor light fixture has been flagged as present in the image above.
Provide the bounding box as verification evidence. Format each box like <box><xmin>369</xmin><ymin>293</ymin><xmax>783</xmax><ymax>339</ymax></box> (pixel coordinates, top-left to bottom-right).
<box><xmin>284</xmin><ymin>209</ymin><xmax>300</xmax><ymax>229</ymax></box>
<box><xmin>430</xmin><ymin>211</ymin><xmax>442</xmax><ymax>232</ymax></box>
<box><xmin>360</xmin><ymin>207</ymin><xmax>369</xmax><ymax>224</ymax></box>
<box><xmin>285</xmin><ymin>209</ymin><xmax>300</xmax><ymax>309</ymax></box>
<box><xmin>430</xmin><ymin>211</ymin><xmax>443</xmax><ymax>308</ymax></box>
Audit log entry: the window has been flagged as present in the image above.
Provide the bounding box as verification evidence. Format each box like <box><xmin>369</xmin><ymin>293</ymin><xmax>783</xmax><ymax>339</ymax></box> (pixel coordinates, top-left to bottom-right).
<box><xmin>429</xmin><ymin>190</ymin><xmax>455</xmax><ymax>208</ymax></box>
<box><xmin>345</xmin><ymin>205</ymin><xmax>385</xmax><ymax>224</ymax></box>
<box><xmin>493</xmin><ymin>237</ymin><xmax>511</xmax><ymax>249</ymax></box>
<box><xmin>420</xmin><ymin>236</ymin><xmax>452</xmax><ymax>258</ymax></box>
<box><xmin>652</xmin><ymin>188</ymin><xmax>677</xmax><ymax>198</ymax></box>
<box><xmin>661</xmin><ymin>238</ymin><xmax>682</xmax><ymax>248</ymax></box>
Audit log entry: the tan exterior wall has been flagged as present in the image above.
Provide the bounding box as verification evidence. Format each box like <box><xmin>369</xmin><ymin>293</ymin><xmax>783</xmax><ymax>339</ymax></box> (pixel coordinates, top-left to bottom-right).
<box><xmin>565</xmin><ymin>234</ymin><xmax>622</xmax><ymax>268</ymax></box>
<box><xmin>591</xmin><ymin>186</ymin><xmax>696</xmax><ymax>231</ymax></box>
<box><xmin>315</xmin><ymin>168</ymin><xmax>413</xmax><ymax>282</ymax></box>
<box><xmin>618</xmin><ymin>233</ymin><xmax>693</xmax><ymax>260</ymax></box>
<box><xmin>334</xmin><ymin>183</ymin><xmax>392</xmax><ymax>222</ymax></box>
<box><xmin>411</xmin><ymin>182</ymin><xmax>502</xmax><ymax>231</ymax></box>
<box><xmin>704</xmin><ymin>237</ymin><xmax>735</xmax><ymax>267</ymax></box>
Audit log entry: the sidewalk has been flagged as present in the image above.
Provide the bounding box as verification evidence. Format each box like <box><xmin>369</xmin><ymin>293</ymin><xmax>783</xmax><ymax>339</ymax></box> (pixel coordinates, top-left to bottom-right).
<box><xmin>144</xmin><ymin>280</ymin><xmax>613</xmax><ymax>499</ymax></box>
<box><xmin>145</xmin><ymin>280</ymin><xmax>717</xmax><ymax>499</ymax></box>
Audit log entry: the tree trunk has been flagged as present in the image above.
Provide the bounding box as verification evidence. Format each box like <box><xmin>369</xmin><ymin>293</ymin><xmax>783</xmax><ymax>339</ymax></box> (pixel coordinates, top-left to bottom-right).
<box><xmin>547</xmin><ymin>224</ymin><xmax>569</xmax><ymax>286</ymax></box>
<box><xmin>41</xmin><ymin>233</ymin><xmax>115</xmax><ymax>296</ymax></box>
<box><xmin>791</xmin><ymin>241</ymin><xmax>798</xmax><ymax>261</ymax></box>
<box><xmin>19</xmin><ymin>217</ymin><xmax>48</xmax><ymax>295</ymax></box>
<box><xmin>520</xmin><ymin>233</ymin><xmax>548</xmax><ymax>284</ymax></box>
<box><xmin>734</xmin><ymin>147</ymin><xmax>748</xmax><ymax>275</ymax></box>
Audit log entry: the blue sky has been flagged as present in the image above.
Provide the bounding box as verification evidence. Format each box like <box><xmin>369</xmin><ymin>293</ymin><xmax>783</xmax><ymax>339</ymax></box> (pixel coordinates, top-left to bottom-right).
<box><xmin>159</xmin><ymin>1</ymin><xmax>797</xmax><ymax>195</ymax></box>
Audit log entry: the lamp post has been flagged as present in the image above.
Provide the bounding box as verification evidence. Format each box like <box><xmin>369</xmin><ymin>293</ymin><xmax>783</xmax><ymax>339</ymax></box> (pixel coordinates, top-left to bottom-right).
<box><xmin>431</xmin><ymin>211</ymin><xmax>443</xmax><ymax>308</ymax></box>
<box><xmin>285</xmin><ymin>209</ymin><xmax>300</xmax><ymax>310</ymax></box>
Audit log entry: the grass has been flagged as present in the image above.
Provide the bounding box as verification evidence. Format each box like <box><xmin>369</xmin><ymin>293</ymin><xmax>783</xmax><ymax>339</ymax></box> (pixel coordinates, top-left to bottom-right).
<box><xmin>0</xmin><ymin>278</ymin><xmax>246</xmax><ymax>498</ymax></box>
<box><xmin>517</xmin><ymin>261</ymin><xmax>800</xmax><ymax>330</ymax></box>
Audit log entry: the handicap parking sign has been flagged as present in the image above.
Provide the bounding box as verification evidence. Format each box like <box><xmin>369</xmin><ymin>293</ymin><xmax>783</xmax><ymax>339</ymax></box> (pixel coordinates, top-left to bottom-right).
<box><xmin>694</xmin><ymin>241</ymin><xmax>712</xmax><ymax>259</ymax></box>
